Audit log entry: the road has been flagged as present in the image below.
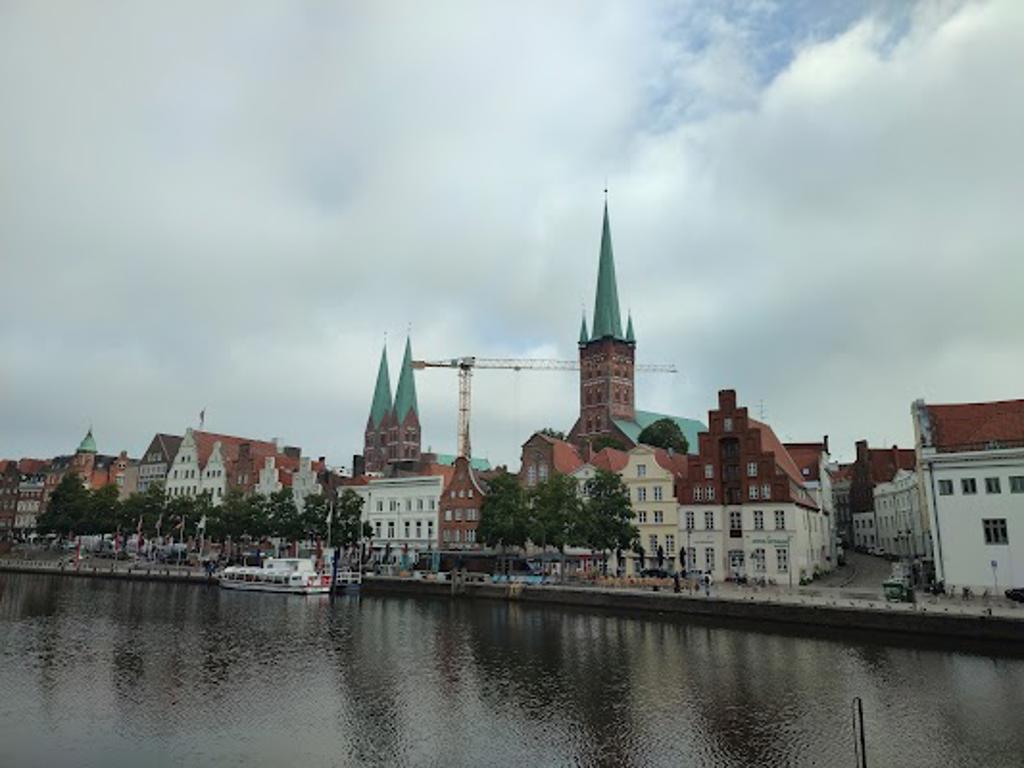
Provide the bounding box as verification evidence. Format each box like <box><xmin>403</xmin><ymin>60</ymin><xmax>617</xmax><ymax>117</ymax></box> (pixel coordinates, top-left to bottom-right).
<box><xmin>817</xmin><ymin>551</ymin><xmax>894</xmax><ymax>590</ymax></box>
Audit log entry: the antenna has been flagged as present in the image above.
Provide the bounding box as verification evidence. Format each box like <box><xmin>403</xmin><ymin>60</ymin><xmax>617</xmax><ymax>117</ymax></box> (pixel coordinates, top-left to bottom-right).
<box><xmin>758</xmin><ymin>399</ymin><xmax>766</xmax><ymax>420</ymax></box>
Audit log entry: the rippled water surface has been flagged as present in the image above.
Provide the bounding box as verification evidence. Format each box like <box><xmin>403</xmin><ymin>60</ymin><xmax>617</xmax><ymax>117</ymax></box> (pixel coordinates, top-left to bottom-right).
<box><xmin>2</xmin><ymin>573</ymin><xmax>1023</xmax><ymax>767</ymax></box>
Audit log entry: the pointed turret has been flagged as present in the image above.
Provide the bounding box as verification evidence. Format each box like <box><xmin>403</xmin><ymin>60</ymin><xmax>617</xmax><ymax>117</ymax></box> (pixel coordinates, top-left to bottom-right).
<box><xmin>77</xmin><ymin>427</ymin><xmax>97</xmax><ymax>454</ymax></box>
<box><xmin>368</xmin><ymin>345</ymin><xmax>392</xmax><ymax>428</ymax></box>
<box><xmin>579</xmin><ymin>313</ymin><xmax>589</xmax><ymax>345</ymax></box>
<box><xmin>591</xmin><ymin>201</ymin><xmax>624</xmax><ymax>340</ymax></box>
<box><xmin>393</xmin><ymin>336</ymin><xmax>419</xmax><ymax>423</ymax></box>
<box><xmin>625</xmin><ymin>313</ymin><xmax>635</xmax><ymax>343</ymax></box>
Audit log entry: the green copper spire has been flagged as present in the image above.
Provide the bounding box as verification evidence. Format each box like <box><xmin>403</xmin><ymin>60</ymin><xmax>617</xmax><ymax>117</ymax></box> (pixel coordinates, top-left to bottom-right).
<box><xmin>393</xmin><ymin>336</ymin><xmax>419</xmax><ymax>423</ymax></box>
<box><xmin>590</xmin><ymin>201</ymin><xmax>624</xmax><ymax>341</ymax></box>
<box><xmin>369</xmin><ymin>345</ymin><xmax>392</xmax><ymax>428</ymax></box>
<box><xmin>579</xmin><ymin>313</ymin><xmax>589</xmax><ymax>345</ymax></box>
<box><xmin>625</xmin><ymin>313</ymin><xmax>635</xmax><ymax>343</ymax></box>
<box><xmin>77</xmin><ymin>427</ymin><xmax>97</xmax><ymax>454</ymax></box>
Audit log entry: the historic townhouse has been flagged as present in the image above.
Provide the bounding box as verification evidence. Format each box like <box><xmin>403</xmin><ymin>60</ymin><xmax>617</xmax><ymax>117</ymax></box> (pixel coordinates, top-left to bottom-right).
<box><xmin>784</xmin><ymin>440</ymin><xmax>837</xmax><ymax>565</ymax></box>
<box><xmin>438</xmin><ymin>456</ymin><xmax>487</xmax><ymax>549</ymax></box>
<box><xmin>256</xmin><ymin>454</ymin><xmax>325</xmax><ymax>512</ymax></box>
<box><xmin>676</xmin><ymin>390</ymin><xmax>830</xmax><ymax>584</ymax></box>
<box><xmin>913</xmin><ymin>397</ymin><xmax>1024</xmax><ymax>591</ymax></box>
<box><xmin>873</xmin><ymin>468</ymin><xmax>928</xmax><ymax>559</ymax></box>
<box><xmin>14</xmin><ymin>460</ymin><xmax>47</xmax><ymax>534</ymax></box>
<box><xmin>40</xmin><ymin>430</ymin><xmax>135</xmax><ymax>513</ymax></box>
<box><xmin>620</xmin><ymin>445</ymin><xmax>688</xmax><ymax>573</ymax></box>
<box><xmin>355</xmin><ymin>473</ymin><xmax>444</xmax><ymax>564</ymax></box>
<box><xmin>848</xmin><ymin>439</ymin><xmax>917</xmax><ymax>548</ymax></box>
<box><xmin>164</xmin><ymin>428</ymin><xmax>280</xmax><ymax>504</ymax></box>
<box><xmin>0</xmin><ymin>461</ymin><xmax>20</xmax><ymax>535</ymax></box>
<box><xmin>828</xmin><ymin>464</ymin><xmax>853</xmax><ymax>547</ymax></box>
<box><xmin>137</xmin><ymin>433</ymin><xmax>183</xmax><ymax>493</ymax></box>
<box><xmin>519</xmin><ymin>432</ymin><xmax>584</xmax><ymax>488</ymax></box>
<box><xmin>566</xmin><ymin>201</ymin><xmax>703</xmax><ymax>453</ymax></box>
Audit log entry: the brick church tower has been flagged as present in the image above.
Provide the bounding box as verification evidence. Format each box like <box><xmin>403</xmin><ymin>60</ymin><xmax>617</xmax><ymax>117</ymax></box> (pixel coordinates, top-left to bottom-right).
<box><xmin>362</xmin><ymin>336</ymin><xmax>422</xmax><ymax>474</ymax></box>
<box><xmin>568</xmin><ymin>201</ymin><xmax>637</xmax><ymax>450</ymax></box>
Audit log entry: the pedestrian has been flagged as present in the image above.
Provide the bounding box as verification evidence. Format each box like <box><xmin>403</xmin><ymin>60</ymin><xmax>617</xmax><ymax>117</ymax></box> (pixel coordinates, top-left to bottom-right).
<box><xmin>673</xmin><ymin>572</ymin><xmax>681</xmax><ymax>593</ymax></box>
<box><xmin>703</xmin><ymin>574</ymin><xmax>711</xmax><ymax>597</ymax></box>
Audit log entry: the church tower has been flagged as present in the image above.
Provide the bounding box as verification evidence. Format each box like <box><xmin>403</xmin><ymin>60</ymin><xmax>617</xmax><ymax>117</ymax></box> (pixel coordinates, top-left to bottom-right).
<box><xmin>568</xmin><ymin>201</ymin><xmax>636</xmax><ymax>449</ymax></box>
<box><xmin>363</xmin><ymin>345</ymin><xmax>392</xmax><ymax>473</ymax></box>
<box><xmin>388</xmin><ymin>336</ymin><xmax>421</xmax><ymax>464</ymax></box>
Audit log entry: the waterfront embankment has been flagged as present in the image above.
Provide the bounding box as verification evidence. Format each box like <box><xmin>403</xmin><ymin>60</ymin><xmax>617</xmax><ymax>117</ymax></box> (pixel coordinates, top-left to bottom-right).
<box><xmin>362</xmin><ymin>574</ymin><xmax>1024</xmax><ymax>643</ymax></box>
<box><xmin>0</xmin><ymin>558</ymin><xmax>212</xmax><ymax>585</ymax></box>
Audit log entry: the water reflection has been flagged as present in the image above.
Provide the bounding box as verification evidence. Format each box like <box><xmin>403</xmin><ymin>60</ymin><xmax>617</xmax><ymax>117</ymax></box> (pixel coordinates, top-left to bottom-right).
<box><xmin>1</xmin><ymin>573</ymin><xmax>1024</xmax><ymax>767</ymax></box>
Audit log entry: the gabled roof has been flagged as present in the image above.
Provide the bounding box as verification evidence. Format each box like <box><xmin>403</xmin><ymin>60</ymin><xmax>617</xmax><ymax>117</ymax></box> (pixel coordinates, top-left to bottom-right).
<box><xmin>867</xmin><ymin>447</ymin><xmax>916</xmax><ymax>484</ymax></box>
<box><xmin>590</xmin><ymin>201</ymin><xmax>624</xmax><ymax>341</ymax></box>
<box><xmin>614</xmin><ymin>410</ymin><xmax>706</xmax><ymax>455</ymax></box>
<box><xmin>369</xmin><ymin>345</ymin><xmax>392</xmax><ymax>428</ymax></box>
<box><xmin>392</xmin><ymin>336</ymin><xmax>418</xmax><ymax>423</ymax></box>
<box><xmin>190</xmin><ymin>431</ymin><xmax>278</xmax><ymax>471</ymax></box>
<box><xmin>783</xmin><ymin>442</ymin><xmax>825</xmax><ymax>482</ymax></box>
<box><xmin>590</xmin><ymin>447</ymin><xmax>629</xmax><ymax>473</ymax></box>
<box><xmin>924</xmin><ymin>398</ymin><xmax>1024</xmax><ymax>452</ymax></box>
<box><xmin>749</xmin><ymin>418</ymin><xmax>806</xmax><ymax>488</ymax></box>
<box><xmin>652</xmin><ymin>447</ymin><xmax>688</xmax><ymax>477</ymax></box>
<box><xmin>529</xmin><ymin>433</ymin><xmax>584</xmax><ymax>474</ymax></box>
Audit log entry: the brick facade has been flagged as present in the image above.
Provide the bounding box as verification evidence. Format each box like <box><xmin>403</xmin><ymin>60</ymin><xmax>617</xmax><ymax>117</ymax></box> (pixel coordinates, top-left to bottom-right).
<box><xmin>438</xmin><ymin>456</ymin><xmax>486</xmax><ymax>549</ymax></box>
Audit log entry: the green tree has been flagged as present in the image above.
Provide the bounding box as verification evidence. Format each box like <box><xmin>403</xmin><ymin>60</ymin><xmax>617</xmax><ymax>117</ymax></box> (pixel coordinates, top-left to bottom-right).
<box><xmin>86</xmin><ymin>484</ymin><xmax>121</xmax><ymax>534</ymax></box>
<box><xmin>268</xmin><ymin>489</ymin><xmax>302</xmax><ymax>552</ymax></box>
<box><xmin>121</xmin><ymin>483</ymin><xmax>167</xmax><ymax>538</ymax></box>
<box><xmin>538</xmin><ymin>428</ymin><xmax>566</xmax><ymax>441</ymax></box>
<box><xmin>37</xmin><ymin>473</ymin><xmax>90</xmax><ymax>537</ymax></box>
<box><xmin>301</xmin><ymin>493</ymin><xmax>330</xmax><ymax>543</ymax></box>
<box><xmin>591</xmin><ymin>435</ymin><xmax>626</xmax><ymax>452</ymax></box>
<box><xmin>582</xmin><ymin>470</ymin><xmax>637</xmax><ymax>574</ymax></box>
<box><xmin>478</xmin><ymin>471</ymin><xmax>529</xmax><ymax>551</ymax></box>
<box><xmin>332</xmin><ymin>489</ymin><xmax>366</xmax><ymax>549</ymax></box>
<box><xmin>529</xmin><ymin>473</ymin><xmax>582</xmax><ymax>578</ymax></box>
<box><xmin>637</xmin><ymin>418</ymin><xmax>689</xmax><ymax>454</ymax></box>
<box><xmin>165</xmin><ymin>494</ymin><xmax>196</xmax><ymax>541</ymax></box>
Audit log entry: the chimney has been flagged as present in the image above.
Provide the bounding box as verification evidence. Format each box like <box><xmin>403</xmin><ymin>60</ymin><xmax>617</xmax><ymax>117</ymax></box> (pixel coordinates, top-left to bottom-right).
<box><xmin>718</xmin><ymin>389</ymin><xmax>737</xmax><ymax>412</ymax></box>
<box><xmin>856</xmin><ymin>440</ymin><xmax>868</xmax><ymax>463</ymax></box>
<box><xmin>823</xmin><ymin>435</ymin><xmax>829</xmax><ymax>455</ymax></box>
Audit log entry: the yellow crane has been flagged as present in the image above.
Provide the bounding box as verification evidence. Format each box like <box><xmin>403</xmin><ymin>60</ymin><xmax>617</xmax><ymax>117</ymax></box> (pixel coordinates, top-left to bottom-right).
<box><xmin>411</xmin><ymin>356</ymin><xmax>676</xmax><ymax>459</ymax></box>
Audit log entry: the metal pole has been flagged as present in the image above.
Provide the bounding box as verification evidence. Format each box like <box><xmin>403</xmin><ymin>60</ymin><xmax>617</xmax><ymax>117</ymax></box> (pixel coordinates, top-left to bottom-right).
<box><xmin>853</xmin><ymin>697</ymin><xmax>868</xmax><ymax>767</ymax></box>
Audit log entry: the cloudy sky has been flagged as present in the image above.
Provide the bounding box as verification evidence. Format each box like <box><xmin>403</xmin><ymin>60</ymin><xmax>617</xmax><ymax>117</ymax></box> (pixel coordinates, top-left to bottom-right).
<box><xmin>2</xmin><ymin>0</ymin><xmax>1022</xmax><ymax>469</ymax></box>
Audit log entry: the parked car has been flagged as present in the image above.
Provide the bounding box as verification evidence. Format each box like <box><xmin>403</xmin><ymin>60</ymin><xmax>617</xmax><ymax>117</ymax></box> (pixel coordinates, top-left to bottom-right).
<box><xmin>639</xmin><ymin>568</ymin><xmax>670</xmax><ymax>579</ymax></box>
<box><xmin>1005</xmin><ymin>587</ymin><xmax>1024</xmax><ymax>603</ymax></box>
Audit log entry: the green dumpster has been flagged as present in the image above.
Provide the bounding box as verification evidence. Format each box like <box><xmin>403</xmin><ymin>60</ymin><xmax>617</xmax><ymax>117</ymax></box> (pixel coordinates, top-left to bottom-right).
<box><xmin>883</xmin><ymin>578</ymin><xmax>912</xmax><ymax>602</ymax></box>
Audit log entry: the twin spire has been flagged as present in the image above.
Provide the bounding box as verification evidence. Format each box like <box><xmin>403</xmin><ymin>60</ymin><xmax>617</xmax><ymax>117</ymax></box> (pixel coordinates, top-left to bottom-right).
<box><xmin>580</xmin><ymin>199</ymin><xmax>634</xmax><ymax>345</ymax></box>
<box><xmin>368</xmin><ymin>336</ymin><xmax>419</xmax><ymax>428</ymax></box>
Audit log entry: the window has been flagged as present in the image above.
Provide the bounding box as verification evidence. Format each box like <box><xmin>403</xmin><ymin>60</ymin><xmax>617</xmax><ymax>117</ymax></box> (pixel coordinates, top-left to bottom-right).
<box><xmin>666</xmin><ymin>534</ymin><xmax>675</xmax><ymax>554</ymax></box>
<box><xmin>406</xmin><ymin>499</ymin><xmax>412</xmax><ymax>511</ymax></box>
<box><xmin>694</xmin><ymin>486</ymin><xmax>703</xmax><ymax>502</ymax></box>
<box><xmin>376</xmin><ymin>500</ymin><xmax>383</xmax><ymax>512</ymax></box>
<box><xmin>729</xmin><ymin>510</ymin><xmax>742</xmax><ymax>534</ymax></box>
<box><xmin>653</xmin><ymin>511</ymin><xmax>663</xmax><ymax>524</ymax></box>
<box><xmin>774</xmin><ymin>510</ymin><xmax>786</xmax><ymax>530</ymax></box>
<box><xmin>450</xmin><ymin>490</ymin><xmax>456</xmax><ymax>499</ymax></box>
<box><xmin>705</xmin><ymin>547</ymin><xmax>715</xmax><ymax>571</ymax></box>
<box><xmin>404</xmin><ymin>521</ymin><xmax>410</xmax><ymax>538</ymax></box>
<box><xmin>527</xmin><ymin>466</ymin><xmax>537</xmax><ymax>486</ymax></box>
<box><xmin>762</xmin><ymin>484</ymin><xmax>771</xmax><ymax>500</ymax></box>
<box><xmin>443</xmin><ymin>529</ymin><xmax>451</xmax><ymax>543</ymax></box>
<box><xmin>653</xmin><ymin>486</ymin><xmax>663</xmax><ymax>501</ymax></box>
<box><xmin>749</xmin><ymin>485</ymin><xmax>759</xmax><ymax>500</ymax></box>
<box><xmin>454</xmin><ymin>529</ymin><xmax>461</xmax><ymax>543</ymax></box>
<box><xmin>754</xmin><ymin>510</ymin><xmax>764</xmax><ymax>530</ymax></box>
<box><xmin>538</xmin><ymin>464</ymin><xmax>549</xmax><ymax>482</ymax></box>
<box><xmin>387</xmin><ymin>522</ymin><xmax>395</xmax><ymax>538</ymax></box>
<box><xmin>466</xmin><ymin>529</ymin><xmax>476</xmax><ymax>544</ymax></box>
<box><xmin>415</xmin><ymin>521</ymin><xmax>422</xmax><ymax>538</ymax></box>
<box><xmin>649</xmin><ymin>534</ymin><xmax>658</xmax><ymax>553</ymax></box>
<box><xmin>375</xmin><ymin>522</ymin><xmax>382</xmax><ymax>538</ymax></box>
<box><xmin>430</xmin><ymin>499</ymin><xmax>436</xmax><ymax>510</ymax></box>
<box><xmin>637</xmin><ymin>464</ymin><xmax>647</xmax><ymax>478</ymax></box>
<box><xmin>985</xmin><ymin>477</ymin><xmax>1001</xmax><ymax>494</ymax></box>
<box><xmin>459</xmin><ymin>489</ymin><xmax>465</xmax><ymax>498</ymax></box>
<box><xmin>752</xmin><ymin>548</ymin><xmax>766</xmax><ymax>572</ymax></box>
<box><xmin>706</xmin><ymin>485</ymin><xmax>715</xmax><ymax>501</ymax></box>
<box><xmin>685</xmin><ymin>511</ymin><xmax>694</xmax><ymax>531</ymax></box>
<box><xmin>704</xmin><ymin>464</ymin><xmax>713</xmax><ymax>479</ymax></box>
<box><xmin>747</xmin><ymin>462</ymin><xmax>758</xmax><ymax>477</ymax></box>
<box><xmin>444</xmin><ymin>509</ymin><xmax>452</xmax><ymax>522</ymax></box>
<box><xmin>637</xmin><ymin>487</ymin><xmax>647</xmax><ymax>502</ymax></box>
<box><xmin>962</xmin><ymin>478</ymin><xmax>977</xmax><ymax>495</ymax></box>
<box><xmin>983</xmin><ymin>519</ymin><xmax>1008</xmax><ymax>545</ymax></box>
<box><xmin>637</xmin><ymin>511</ymin><xmax>647</xmax><ymax>524</ymax></box>
<box><xmin>1010</xmin><ymin>476</ymin><xmax>1024</xmax><ymax>493</ymax></box>
<box><xmin>455</xmin><ymin>509</ymin><xmax>463</xmax><ymax>522</ymax></box>
<box><xmin>724</xmin><ymin>418</ymin><xmax>733</xmax><ymax>432</ymax></box>
<box><xmin>704</xmin><ymin>511</ymin><xmax>715</xmax><ymax>530</ymax></box>
<box><xmin>776</xmin><ymin>547</ymin><xmax>789</xmax><ymax>572</ymax></box>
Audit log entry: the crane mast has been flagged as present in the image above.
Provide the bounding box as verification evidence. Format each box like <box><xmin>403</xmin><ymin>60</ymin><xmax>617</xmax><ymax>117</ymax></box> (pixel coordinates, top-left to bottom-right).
<box><xmin>411</xmin><ymin>356</ymin><xmax>677</xmax><ymax>459</ymax></box>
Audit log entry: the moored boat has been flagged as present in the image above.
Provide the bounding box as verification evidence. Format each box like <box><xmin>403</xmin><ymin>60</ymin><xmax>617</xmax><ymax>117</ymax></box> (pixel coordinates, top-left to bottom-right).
<box><xmin>219</xmin><ymin>558</ymin><xmax>331</xmax><ymax>594</ymax></box>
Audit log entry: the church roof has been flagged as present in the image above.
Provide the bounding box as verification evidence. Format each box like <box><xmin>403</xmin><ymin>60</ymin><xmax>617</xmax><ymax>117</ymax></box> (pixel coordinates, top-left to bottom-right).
<box><xmin>392</xmin><ymin>336</ymin><xmax>419</xmax><ymax>423</ymax></box>
<box><xmin>579</xmin><ymin>314</ymin><xmax>589</xmax><ymax>345</ymax></box>
<box><xmin>369</xmin><ymin>344</ymin><xmax>392</xmax><ymax>428</ymax></box>
<box><xmin>614</xmin><ymin>410</ymin><xmax>706</xmax><ymax>455</ymax></box>
<box><xmin>625</xmin><ymin>313</ymin><xmax>635</xmax><ymax>343</ymax></box>
<box><xmin>590</xmin><ymin>201</ymin><xmax>625</xmax><ymax>341</ymax></box>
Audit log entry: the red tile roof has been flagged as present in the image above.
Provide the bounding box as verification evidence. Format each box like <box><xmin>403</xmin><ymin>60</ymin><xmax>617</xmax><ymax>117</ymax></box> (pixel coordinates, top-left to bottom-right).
<box><xmin>926</xmin><ymin>399</ymin><xmax>1024</xmax><ymax>452</ymax></box>
<box><xmin>590</xmin><ymin>447</ymin><xmax>628</xmax><ymax>473</ymax></box>
<box><xmin>532</xmin><ymin>433</ymin><xmax>585</xmax><ymax>474</ymax></box>
<box><xmin>829</xmin><ymin>463</ymin><xmax>853</xmax><ymax>482</ymax></box>
<box><xmin>867</xmin><ymin>448</ymin><xmax>916</xmax><ymax>483</ymax></box>
<box><xmin>749</xmin><ymin>418</ymin><xmax>806</xmax><ymax>488</ymax></box>
<box><xmin>783</xmin><ymin>443</ymin><xmax>825</xmax><ymax>482</ymax></box>
<box><xmin>192</xmin><ymin>431</ymin><xmax>278</xmax><ymax>471</ymax></box>
<box><xmin>652</xmin><ymin>447</ymin><xmax>689</xmax><ymax>477</ymax></box>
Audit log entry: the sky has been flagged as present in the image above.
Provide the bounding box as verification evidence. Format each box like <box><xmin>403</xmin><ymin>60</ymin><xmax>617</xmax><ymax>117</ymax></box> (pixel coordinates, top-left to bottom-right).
<box><xmin>1</xmin><ymin>0</ymin><xmax>1022</xmax><ymax>469</ymax></box>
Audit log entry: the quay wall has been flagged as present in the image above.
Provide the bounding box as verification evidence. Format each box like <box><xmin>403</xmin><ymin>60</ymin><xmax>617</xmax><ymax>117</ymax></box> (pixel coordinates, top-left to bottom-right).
<box><xmin>0</xmin><ymin>560</ymin><xmax>214</xmax><ymax>585</ymax></box>
<box><xmin>362</xmin><ymin>576</ymin><xmax>1024</xmax><ymax>643</ymax></box>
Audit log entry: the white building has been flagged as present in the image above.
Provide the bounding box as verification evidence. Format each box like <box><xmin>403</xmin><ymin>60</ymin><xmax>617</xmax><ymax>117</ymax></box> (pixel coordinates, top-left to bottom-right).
<box><xmin>354</xmin><ymin>474</ymin><xmax>443</xmax><ymax>564</ymax></box>
<box><xmin>852</xmin><ymin>511</ymin><xmax>877</xmax><ymax>550</ymax></box>
<box><xmin>785</xmin><ymin>440</ymin><xmax>837</xmax><ymax>567</ymax></box>
<box><xmin>914</xmin><ymin>398</ymin><xmax>1024</xmax><ymax>592</ymax></box>
<box><xmin>164</xmin><ymin>428</ymin><xmax>278</xmax><ymax>505</ymax></box>
<box><xmin>873</xmin><ymin>468</ymin><xmax>929</xmax><ymax>559</ymax></box>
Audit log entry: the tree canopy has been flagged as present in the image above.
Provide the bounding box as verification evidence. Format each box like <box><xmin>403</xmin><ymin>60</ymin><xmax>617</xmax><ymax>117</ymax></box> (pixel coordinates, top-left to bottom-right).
<box><xmin>637</xmin><ymin>418</ymin><xmax>689</xmax><ymax>453</ymax></box>
<box><xmin>478</xmin><ymin>471</ymin><xmax>530</xmax><ymax>550</ymax></box>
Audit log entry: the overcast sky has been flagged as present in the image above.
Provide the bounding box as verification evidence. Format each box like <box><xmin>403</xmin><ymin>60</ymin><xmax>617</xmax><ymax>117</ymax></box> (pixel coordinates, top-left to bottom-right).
<box><xmin>2</xmin><ymin>0</ymin><xmax>1022</xmax><ymax>470</ymax></box>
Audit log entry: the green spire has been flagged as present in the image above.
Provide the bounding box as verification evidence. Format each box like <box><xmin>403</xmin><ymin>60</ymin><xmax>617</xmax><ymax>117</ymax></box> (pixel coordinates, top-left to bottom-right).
<box><xmin>591</xmin><ymin>201</ymin><xmax>624</xmax><ymax>341</ymax></box>
<box><xmin>393</xmin><ymin>336</ymin><xmax>419</xmax><ymax>423</ymax></box>
<box><xmin>77</xmin><ymin>427</ymin><xmax>97</xmax><ymax>454</ymax></box>
<box><xmin>369</xmin><ymin>345</ymin><xmax>392</xmax><ymax>428</ymax></box>
<box><xmin>579</xmin><ymin>313</ymin><xmax>589</xmax><ymax>344</ymax></box>
<box><xmin>626</xmin><ymin>313</ymin><xmax>635</xmax><ymax>343</ymax></box>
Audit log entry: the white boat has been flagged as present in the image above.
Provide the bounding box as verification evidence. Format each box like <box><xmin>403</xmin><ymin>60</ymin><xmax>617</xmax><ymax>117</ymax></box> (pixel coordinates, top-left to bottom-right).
<box><xmin>219</xmin><ymin>558</ymin><xmax>331</xmax><ymax>595</ymax></box>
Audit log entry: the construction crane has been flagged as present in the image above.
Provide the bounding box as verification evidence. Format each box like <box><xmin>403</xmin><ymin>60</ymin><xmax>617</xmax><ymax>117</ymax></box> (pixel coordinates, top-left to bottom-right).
<box><xmin>411</xmin><ymin>357</ymin><xmax>677</xmax><ymax>459</ymax></box>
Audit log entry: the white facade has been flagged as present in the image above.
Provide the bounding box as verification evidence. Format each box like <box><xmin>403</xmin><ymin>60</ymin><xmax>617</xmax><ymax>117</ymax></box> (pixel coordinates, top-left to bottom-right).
<box><xmin>164</xmin><ymin>429</ymin><xmax>228</xmax><ymax>504</ymax></box>
<box><xmin>852</xmin><ymin>511</ymin><xmax>877</xmax><ymax>550</ymax></box>
<box><xmin>290</xmin><ymin>458</ymin><xmax>322</xmax><ymax>511</ymax></box>
<box><xmin>355</xmin><ymin>475</ymin><xmax>442</xmax><ymax>563</ymax></box>
<box><xmin>919</xmin><ymin>447</ymin><xmax>1024</xmax><ymax>591</ymax></box>
<box><xmin>873</xmin><ymin>469</ymin><xmax>930</xmax><ymax>558</ymax></box>
<box><xmin>678</xmin><ymin>502</ymin><xmax>830</xmax><ymax>585</ymax></box>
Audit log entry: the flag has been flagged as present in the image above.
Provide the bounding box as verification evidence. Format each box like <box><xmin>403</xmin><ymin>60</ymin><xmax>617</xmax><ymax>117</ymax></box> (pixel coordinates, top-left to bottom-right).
<box><xmin>176</xmin><ymin>516</ymin><xmax>185</xmax><ymax>532</ymax></box>
<box><xmin>155</xmin><ymin>513</ymin><xmax>163</xmax><ymax>535</ymax></box>
<box><xmin>197</xmin><ymin>515</ymin><xmax>207</xmax><ymax>533</ymax></box>
<box><xmin>136</xmin><ymin>516</ymin><xmax>143</xmax><ymax>535</ymax></box>
<box><xmin>199</xmin><ymin>408</ymin><xmax>205</xmax><ymax>429</ymax></box>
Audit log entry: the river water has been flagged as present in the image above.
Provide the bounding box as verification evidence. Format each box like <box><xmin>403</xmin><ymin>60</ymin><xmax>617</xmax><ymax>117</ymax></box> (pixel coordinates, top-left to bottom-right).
<box><xmin>1</xmin><ymin>573</ymin><xmax>1022</xmax><ymax>767</ymax></box>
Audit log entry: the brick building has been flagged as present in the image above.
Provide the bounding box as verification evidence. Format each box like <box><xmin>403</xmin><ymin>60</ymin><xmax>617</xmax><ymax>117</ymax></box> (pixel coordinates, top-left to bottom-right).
<box><xmin>0</xmin><ymin>461</ymin><xmax>20</xmax><ymax>536</ymax></box>
<box><xmin>438</xmin><ymin>456</ymin><xmax>487</xmax><ymax>549</ymax></box>
<box><xmin>848</xmin><ymin>439</ymin><xmax>916</xmax><ymax>542</ymax></box>
<box><xmin>363</xmin><ymin>337</ymin><xmax>422</xmax><ymax>474</ymax></box>
<box><xmin>518</xmin><ymin>432</ymin><xmax>584</xmax><ymax>488</ymax></box>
